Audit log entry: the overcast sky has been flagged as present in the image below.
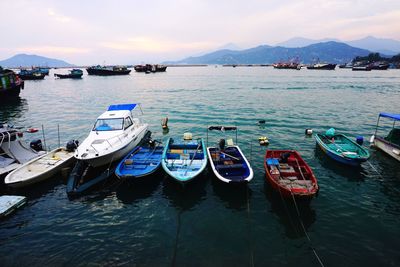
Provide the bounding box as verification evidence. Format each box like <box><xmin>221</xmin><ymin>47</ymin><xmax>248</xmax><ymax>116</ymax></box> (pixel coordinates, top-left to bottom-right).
<box><xmin>1</xmin><ymin>0</ymin><xmax>399</xmax><ymax>64</ymax></box>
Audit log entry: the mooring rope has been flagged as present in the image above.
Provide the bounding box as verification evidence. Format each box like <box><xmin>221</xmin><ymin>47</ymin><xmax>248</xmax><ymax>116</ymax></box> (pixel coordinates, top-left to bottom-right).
<box><xmin>367</xmin><ymin>161</ymin><xmax>384</xmax><ymax>179</ymax></box>
<box><xmin>246</xmin><ymin>185</ymin><xmax>255</xmax><ymax>267</ymax></box>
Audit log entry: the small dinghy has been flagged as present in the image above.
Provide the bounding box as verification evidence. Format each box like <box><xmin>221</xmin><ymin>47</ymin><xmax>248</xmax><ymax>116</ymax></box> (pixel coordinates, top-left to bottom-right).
<box><xmin>264</xmin><ymin>150</ymin><xmax>318</xmax><ymax>199</ymax></box>
<box><xmin>161</xmin><ymin>136</ymin><xmax>207</xmax><ymax>183</ymax></box>
<box><xmin>0</xmin><ymin>195</ymin><xmax>27</xmax><ymax>218</ymax></box>
<box><xmin>4</xmin><ymin>141</ymin><xmax>78</xmax><ymax>188</ymax></box>
<box><xmin>206</xmin><ymin>126</ymin><xmax>253</xmax><ymax>184</ymax></box>
<box><xmin>115</xmin><ymin>136</ymin><xmax>163</xmax><ymax>179</ymax></box>
<box><xmin>315</xmin><ymin>128</ymin><xmax>370</xmax><ymax>166</ymax></box>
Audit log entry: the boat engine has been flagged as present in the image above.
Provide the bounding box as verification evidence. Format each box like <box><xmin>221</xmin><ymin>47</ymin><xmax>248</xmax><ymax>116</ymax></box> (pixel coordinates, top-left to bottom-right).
<box><xmin>356</xmin><ymin>136</ymin><xmax>364</xmax><ymax>145</ymax></box>
<box><xmin>30</xmin><ymin>139</ymin><xmax>43</xmax><ymax>151</ymax></box>
<box><xmin>66</xmin><ymin>140</ymin><xmax>79</xmax><ymax>152</ymax></box>
<box><xmin>219</xmin><ymin>139</ymin><xmax>226</xmax><ymax>150</ymax></box>
<box><xmin>280</xmin><ymin>152</ymin><xmax>291</xmax><ymax>163</ymax></box>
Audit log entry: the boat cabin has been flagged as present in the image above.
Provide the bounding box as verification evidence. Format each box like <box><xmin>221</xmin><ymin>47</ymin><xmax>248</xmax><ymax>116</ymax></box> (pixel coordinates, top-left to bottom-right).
<box><xmin>372</xmin><ymin>112</ymin><xmax>400</xmax><ymax>161</ymax></box>
<box><xmin>92</xmin><ymin>104</ymin><xmax>140</xmax><ymax>132</ymax></box>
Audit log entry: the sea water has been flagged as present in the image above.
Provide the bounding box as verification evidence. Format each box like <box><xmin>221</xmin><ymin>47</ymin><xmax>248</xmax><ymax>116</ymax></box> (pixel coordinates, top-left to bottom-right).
<box><xmin>0</xmin><ymin>66</ymin><xmax>399</xmax><ymax>266</ymax></box>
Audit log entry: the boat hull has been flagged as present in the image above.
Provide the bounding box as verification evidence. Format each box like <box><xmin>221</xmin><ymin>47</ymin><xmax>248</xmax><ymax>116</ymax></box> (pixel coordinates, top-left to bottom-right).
<box><xmin>207</xmin><ymin>145</ymin><xmax>253</xmax><ymax>184</ymax></box>
<box><xmin>162</xmin><ymin>138</ymin><xmax>207</xmax><ymax>183</ymax></box>
<box><xmin>315</xmin><ymin>133</ymin><xmax>370</xmax><ymax>166</ymax></box>
<box><xmin>55</xmin><ymin>74</ymin><xmax>83</xmax><ymax>79</ymax></box>
<box><xmin>86</xmin><ymin>68</ymin><xmax>131</xmax><ymax>76</ymax></box>
<box><xmin>307</xmin><ymin>64</ymin><xmax>336</xmax><ymax>70</ymax></box>
<box><xmin>372</xmin><ymin>136</ymin><xmax>400</xmax><ymax>161</ymax></box>
<box><xmin>264</xmin><ymin>150</ymin><xmax>318</xmax><ymax>199</ymax></box>
<box><xmin>5</xmin><ymin>148</ymin><xmax>75</xmax><ymax>188</ymax></box>
<box><xmin>0</xmin><ymin>84</ymin><xmax>21</xmax><ymax>99</ymax></box>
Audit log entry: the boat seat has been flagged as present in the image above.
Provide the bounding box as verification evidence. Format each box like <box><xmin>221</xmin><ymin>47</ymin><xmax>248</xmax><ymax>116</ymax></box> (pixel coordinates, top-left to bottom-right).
<box><xmin>166</xmin><ymin>153</ymin><xmax>181</xmax><ymax>159</ymax></box>
<box><xmin>216</xmin><ymin>163</ymin><xmax>244</xmax><ymax>170</ymax></box>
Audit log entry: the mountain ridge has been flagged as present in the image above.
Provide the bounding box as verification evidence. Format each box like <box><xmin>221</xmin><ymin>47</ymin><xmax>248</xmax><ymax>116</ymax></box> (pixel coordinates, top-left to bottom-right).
<box><xmin>0</xmin><ymin>54</ymin><xmax>74</xmax><ymax>68</ymax></box>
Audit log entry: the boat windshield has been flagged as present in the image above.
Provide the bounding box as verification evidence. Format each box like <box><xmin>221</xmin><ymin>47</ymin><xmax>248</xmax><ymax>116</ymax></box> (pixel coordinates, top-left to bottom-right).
<box><xmin>93</xmin><ymin>118</ymin><xmax>124</xmax><ymax>131</ymax></box>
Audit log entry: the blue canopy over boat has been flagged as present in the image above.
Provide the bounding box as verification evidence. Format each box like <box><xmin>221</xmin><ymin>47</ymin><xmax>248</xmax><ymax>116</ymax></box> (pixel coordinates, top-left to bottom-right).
<box><xmin>380</xmin><ymin>112</ymin><xmax>400</xmax><ymax>121</ymax></box>
<box><xmin>108</xmin><ymin>104</ymin><xmax>137</xmax><ymax>111</ymax></box>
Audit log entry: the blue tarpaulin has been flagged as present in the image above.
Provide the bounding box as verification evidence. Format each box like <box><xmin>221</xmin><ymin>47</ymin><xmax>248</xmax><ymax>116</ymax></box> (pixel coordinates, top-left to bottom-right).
<box><xmin>108</xmin><ymin>104</ymin><xmax>137</xmax><ymax>111</ymax></box>
<box><xmin>379</xmin><ymin>112</ymin><xmax>400</xmax><ymax>121</ymax></box>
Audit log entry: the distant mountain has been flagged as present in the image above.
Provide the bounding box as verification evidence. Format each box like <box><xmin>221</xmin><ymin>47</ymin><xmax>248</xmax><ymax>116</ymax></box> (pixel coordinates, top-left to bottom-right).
<box><xmin>278</xmin><ymin>36</ymin><xmax>400</xmax><ymax>55</ymax></box>
<box><xmin>277</xmin><ymin>37</ymin><xmax>340</xmax><ymax>48</ymax></box>
<box><xmin>346</xmin><ymin>36</ymin><xmax>400</xmax><ymax>55</ymax></box>
<box><xmin>0</xmin><ymin>54</ymin><xmax>74</xmax><ymax>68</ymax></box>
<box><xmin>166</xmin><ymin>41</ymin><xmax>370</xmax><ymax>64</ymax></box>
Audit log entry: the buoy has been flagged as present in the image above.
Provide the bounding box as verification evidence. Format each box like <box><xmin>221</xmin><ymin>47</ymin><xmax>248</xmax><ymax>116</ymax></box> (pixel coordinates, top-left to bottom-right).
<box><xmin>258</xmin><ymin>120</ymin><xmax>266</xmax><ymax>124</ymax></box>
<box><xmin>259</xmin><ymin>136</ymin><xmax>269</xmax><ymax>146</ymax></box>
<box><xmin>183</xmin><ymin>132</ymin><xmax>192</xmax><ymax>140</ymax></box>
<box><xmin>356</xmin><ymin>136</ymin><xmax>364</xmax><ymax>145</ymax></box>
<box><xmin>17</xmin><ymin>132</ymin><xmax>23</xmax><ymax>138</ymax></box>
<box><xmin>161</xmin><ymin>117</ymin><xmax>168</xmax><ymax>129</ymax></box>
<box><xmin>305</xmin><ymin>129</ymin><xmax>313</xmax><ymax>135</ymax></box>
<box><xmin>26</xmin><ymin>128</ymin><xmax>39</xmax><ymax>133</ymax></box>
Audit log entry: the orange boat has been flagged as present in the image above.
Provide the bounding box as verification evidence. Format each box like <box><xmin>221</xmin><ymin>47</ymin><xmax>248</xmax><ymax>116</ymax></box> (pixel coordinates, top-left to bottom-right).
<box><xmin>264</xmin><ymin>150</ymin><xmax>318</xmax><ymax>199</ymax></box>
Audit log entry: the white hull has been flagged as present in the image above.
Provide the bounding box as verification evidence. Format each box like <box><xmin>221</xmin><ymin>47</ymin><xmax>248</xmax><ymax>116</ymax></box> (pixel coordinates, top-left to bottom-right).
<box><xmin>77</xmin><ymin>125</ymin><xmax>148</xmax><ymax>167</ymax></box>
<box><xmin>5</xmin><ymin>148</ymin><xmax>75</xmax><ymax>188</ymax></box>
<box><xmin>373</xmin><ymin>136</ymin><xmax>400</xmax><ymax>162</ymax></box>
<box><xmin>206</xmin><ymin>145</ymin><xmax>254</xmax><ymax>183</ymax></box>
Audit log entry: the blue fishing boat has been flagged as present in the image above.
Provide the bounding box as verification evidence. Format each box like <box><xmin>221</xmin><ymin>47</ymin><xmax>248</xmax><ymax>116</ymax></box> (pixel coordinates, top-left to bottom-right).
<box><xmin>206</xmin><ymin>126</ymin><xmax>253</xmax><ymax>183</ymax></box>
<box><xmin>370</xmin><ymin>112</ymin><xmax>400</xmax><ymax>161</ymax></box>
<box><xmin>161</xmin><ymin>136</ymin><xmax>207</xmax><ymax>183</ymax></box>
<box><xmin>315</xmin><ymin>128</ymin><xmax>370</xmax><ymax>166</ymax></box>
<box><xmin>115</xmin><ymin>139</ymin><xmax>163</xmax><ymax>179</ymax></box>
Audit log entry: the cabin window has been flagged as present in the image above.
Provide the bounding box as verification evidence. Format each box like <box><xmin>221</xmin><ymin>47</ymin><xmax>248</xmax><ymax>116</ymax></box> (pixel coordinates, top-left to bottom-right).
<box><xmin>93</xmin><ymin>118</ymin><xmax>124</xmax><ymax>131</ymax></box>
<box><xmin>124</xmin><ymin>117</ymin><xmax>133</xmax><ymax>129</ymax></box>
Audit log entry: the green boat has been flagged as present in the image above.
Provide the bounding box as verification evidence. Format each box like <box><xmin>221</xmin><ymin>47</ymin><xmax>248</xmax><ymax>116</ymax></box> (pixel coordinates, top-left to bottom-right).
<box><xmin>315</xmin><ymin>128</ymin><xmax>370</xmax><ymax>166</ymax></box>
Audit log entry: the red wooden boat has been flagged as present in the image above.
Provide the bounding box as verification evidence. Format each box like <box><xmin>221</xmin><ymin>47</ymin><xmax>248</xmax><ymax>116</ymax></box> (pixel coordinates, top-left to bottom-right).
<box><xmin>264</xmin><ymin>150</ymin><xmax>318</xmax><ymax>199</ymax></box>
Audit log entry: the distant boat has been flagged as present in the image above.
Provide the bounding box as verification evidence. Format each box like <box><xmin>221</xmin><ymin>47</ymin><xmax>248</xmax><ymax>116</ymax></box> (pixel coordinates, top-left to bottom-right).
<box><xmin>338</xmin><ymin>63</ymin><xmax>353</xmax><ymax>69</ymax></box>
<box><xmin>264</xmin><ymin>150</ymin><xmax>319</xmax><ymax>199</ymax></box>
<box><xmin>273</xmin><ymin>62</ymin><xmax>299</xmax><ymax>69</ymax></box>
<box><xmin>315</xmin><ymin>128</ymin><xmax>370</xmax><ymax>166</ymax></box>
<box><xmin>54</xmin><ymin>69</ymin><xmax>83</xmax><ymax>79</ymax></box>
<box><xmin>134</xmin><ymin>64</ymin><xmax>167</xmax><ymax>73</ymax></box>
<box><xmin>0</xmin><ymin>67</ymin><xmax>24</xmax><ymax>99</ymax></box>
<box><xmin>352</xmin><ymin>65</ymin><xmax>372</xmax><ymax>71</ymax></box>
<box><xmin>161</xmin><ymin>136</ymin><xmax>207</xmax><ymax>184</ymax></box>
<box><xmin>370</xmin><ymin>112</ymin><xmax>400</xmax><ymax>161</ymax></box>
<box><xmin>370</xmin><ymin>62</ymin><xmax>389</xmax><ymax>70</ymax></box>
<box><xmin>32</xmin><ymin>66</ymin><xmax>50</xmax><ymax>75</ymax></box>
<box><xmin>18</xmin><ymin>69</ymin><xmax>45</xmax><ymax>80</ymax></box>
<box><xmin>86</xmin><ymin>65</ymin><xmax>131</xmax><ymax>76</ymax></box>
<box><xmin>307</xmin><ymin>63</ymin><xmax>336</xmax><ymax>70</ymax></box>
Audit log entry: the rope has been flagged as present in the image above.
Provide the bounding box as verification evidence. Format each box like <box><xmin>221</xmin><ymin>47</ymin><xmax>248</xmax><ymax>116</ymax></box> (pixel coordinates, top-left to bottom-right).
<box><xmin>246</xmin><ymin>186</ymin><xmax>255</xmax><ymax>267</ymax></box>
<box><xmin>290</xmin><ymin>193</ymin><xmax>325</xmax><ymax>267</ymax></box>
<box><xmin>367</xmin><ymin>161</ymin><xmax>384</xmax><ymax>179</ymax></box>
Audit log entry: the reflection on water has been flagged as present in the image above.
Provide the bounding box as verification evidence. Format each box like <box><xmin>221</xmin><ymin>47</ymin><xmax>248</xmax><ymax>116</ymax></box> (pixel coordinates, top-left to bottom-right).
<box><xmin>211</xmin><ymin>177</ymin><xmax>252</xmax><ymax>211</ymax></box>
<box><xmin>0</xmin><ymin>97</ymin><xmax>28</xmax><ymax>123</ymax></box>
<box><xmin>116</xmin><ymin>173</ymin><xmax>162</xmax><ymax>204</ymax></box>
<box><xmin>264</xmin><ymin>182</ymin><xmax>316</xmax><ymax>239</ymax></box>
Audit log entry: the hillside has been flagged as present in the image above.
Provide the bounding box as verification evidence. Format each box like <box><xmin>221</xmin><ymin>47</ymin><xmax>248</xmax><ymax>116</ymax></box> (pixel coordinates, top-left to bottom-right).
<box><xmin>166</xmin><ymin>42</ymin><xmax>370</xmax><ymax>65</ymax></box>
<box><xmin>0</xmin><ymin>54</ymin><xmax>74</xmax><ymax>68</ymax></box>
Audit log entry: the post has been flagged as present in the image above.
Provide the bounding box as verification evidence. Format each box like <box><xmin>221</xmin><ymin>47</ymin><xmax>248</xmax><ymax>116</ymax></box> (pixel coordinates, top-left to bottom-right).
<box><xmin>41</xmin><ymin>124</ymin><xmax>47</xmax><ymax>151</ymax></box>
<box><xmin>57</xmin><ymin>124</ymin><xmax>60</xmax><ymax>148</ymax></box>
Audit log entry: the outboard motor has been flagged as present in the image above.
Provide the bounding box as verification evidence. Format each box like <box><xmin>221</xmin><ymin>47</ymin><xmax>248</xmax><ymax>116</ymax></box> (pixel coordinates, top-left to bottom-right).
<box><xmin>219</xmin><ymin>139</ymin><xmax>226</xmax><ymax>150</ymax></box>
<box><xmin>148</xmin><ymin>138</ymin><xmax>155</xmax><ymax>148</ymax></box>
<box><xmin>356</xmin><ymin>136</ymin><xmax>364</xmax><ymax>146</ymax></box>
<box><xmin>30</xmin><ymin>139</ymin><xmax>43</xmax><ymax>151</ymax></box>
<box><xmin>280</xmin><ymin>152</ymin><xmax>291</xmax><ymax>163</ymax></box>
<box><xmin>66</xmin><ymin>140</ymin><xmax>79</xmax><ymax>152</ymax></box>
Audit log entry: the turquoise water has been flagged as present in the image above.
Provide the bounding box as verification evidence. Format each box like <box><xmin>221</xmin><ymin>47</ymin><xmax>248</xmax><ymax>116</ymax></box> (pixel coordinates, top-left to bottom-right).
<box><xmin>1</xmin><ymin>67</ymin><xmax>400</xmax><ymax>266</ymax></box>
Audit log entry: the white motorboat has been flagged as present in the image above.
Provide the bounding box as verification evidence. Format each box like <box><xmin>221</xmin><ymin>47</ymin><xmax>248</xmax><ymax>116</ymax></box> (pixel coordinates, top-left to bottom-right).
<box><xmin>74</xmin><ymin>104</ymin><xmax>149</xmax><ymax>167</ymax></box>
<box><xmin>0</xmin><ymin>124</ymin><xmax>44</xmax><ymax>178</ymax></box>
<box><xmin>370</xmin><ymin>112</ymin><xmax>400</xmax><ymax>161</ymax></box>
<box><xmin>5</xmin><ymin>146</ymin><xmax>76</xmax><ymax>188</ymax></box>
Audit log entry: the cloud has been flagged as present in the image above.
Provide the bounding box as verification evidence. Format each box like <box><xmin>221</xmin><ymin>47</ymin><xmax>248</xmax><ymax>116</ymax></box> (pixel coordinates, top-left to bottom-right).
<box><xmin>47</xmin><ymin>8</ymin><xmax>72</xmax><ymax>23</ymax></box>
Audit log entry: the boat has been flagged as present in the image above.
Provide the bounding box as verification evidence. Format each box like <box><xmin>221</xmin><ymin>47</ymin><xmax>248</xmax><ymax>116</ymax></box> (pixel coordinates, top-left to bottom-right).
<box><xmin>273</xmin><ymin>62</ymin><xmax>299</xmax><ymax>69</ymax></box>
<box><xmin>4</xmin><ymin>143</ymin><xmax>77</xmax><ymax>188</ymax></box>
<box><xmin>264</xmin><ymin>150</ymin><xmax>318</xmax><ymax>199</ymax></box>
<box><xmin>338</xmin><ymin>63</ymin><xmax>353</xmax><ymax>69</ymax></box>
<box><xmin>206</xmin><ymin>126</ymin><xmax>253</xmax><ymax>184</ymax></box>
<box><xmin>0</xmin><ymin>67</ymin><xmax>24</xmax><ymax>99</ymax></box>
<box><xmin>134</xmin><ymin>64</ymin><xmax>167</xmax><ymax>73</ymax></box>
<box><xmin>0</xmin><ymin>195</ymin><xmax>26</xmax><ymax>218</ymax></box>
<box><xmin>86</xmin><ymin>65</ymin><xmax>131</xmax><ymax>76</ymax></box>
<box><xmin>370</xmin><ymin>62</ymin><xmax>389</xmax><ymax>70</ymax></box>
<box><xmin>32</xmin><ymin>66</ymin><xmax>50</xmax><ymax>75</ymax></box>
<box><xmin>115</xmin><ymin>133</ymin><xmax>163</xmax><ymax>179</ymax></box>
<box><xmin>0</xmin><ymin>124</ymin><xmax>44</xmax><ymax>179</ymax></box>
<box><xmin>54</xmin><ymin>69</ymin><xmax>83</xmax><ymax>79</ymax></box>
<box><xmin>315</xmin><ymin>128</ymin><xmax>370</xmax><ymax>166</ymax></box>
<box><xmin>307</xmin><ymin>63</ymin><xmax>336</xmax><ymax>70</ymax></box>
<box><xmin>74</xmin><ymin>104</ymin><xmax>148</xmax><ymax>167</ymax></box>
<box><xmin>370</xmin><ymin>113</ymin><xmax>400</xmax><ymax>161</ymax></box>
<box><xmin>18</xmin><ymin>69</ymin><xmax>46</xmax><ymax>80</ymax></box>
<box><xmin>352</xmin><ymin>64</ymin><xmax>372</xmax><ymax>71</ymax></box>
<box><xmin>161</xmin><ymin>135</ymin><xmax>207</xmax><ymax>183</ymax></box>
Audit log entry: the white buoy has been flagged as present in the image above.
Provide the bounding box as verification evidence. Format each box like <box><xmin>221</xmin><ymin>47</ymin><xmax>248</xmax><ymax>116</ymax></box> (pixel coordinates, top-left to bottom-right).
<box><xmin>305</xmin><ymin>129</ymin><xmax>313</xmax><ymax>135</ymax></box>
<box><xmin>161</xmin><ymin>117</ymin><xmax>168</xmax><ymax>129</ymax></box>
<box><xmin>183</xmin><ymin>132</ymin><xmax>192</xmax><ymax>140</ymax></box>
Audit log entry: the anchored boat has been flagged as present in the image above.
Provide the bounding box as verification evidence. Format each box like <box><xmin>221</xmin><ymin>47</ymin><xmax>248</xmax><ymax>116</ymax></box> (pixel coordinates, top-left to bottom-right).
<box><xmin>54</xmin><ymin>69</ymin><xmax>83</xmax><ymax>79</ymax></box>
<box><xmin>161</xmin><ymin>136</ymin><xmax>207</xmax><ymax>184</ymax></box>
<box><xmin>5</xmin><ymin>142</ymin><xmax>77</xmax><ymax>188</ymax></box>
<box><xmin>115</xmin><ymin>133</ymin><xmax>163</xmax><ymax>179</ymax></box>
<box><xmin>264</xmin><ymin>150</ymin><xmax>318</xmax><ymax>199</ymax></box>
<box><xmin>86</xmin><ymin>65</ymin><xmax>131</xmax><ymax>76</ymax></box>
<box><xmin>206</xmin><ymin>126</ymin><xmax>253</xmax><ymax>184</ymax></box>
<box><xmin>315</xmin><ymin>128</ymin><xmax>370</xmax><ymax>166</ymax></box>
<box><xmin>0</xmin><ymin>67</ymin><xmax>24</xmax><ymax>99</ymax></box>
<box><xmin>74</xmin><ymin>104</ymin><xmax>148</xmax><ymax>168</ymax></box>
<box><xmin>370</xmin><ymin>113</ymin><xmax>400</xmax><ymax>161</ymax></box>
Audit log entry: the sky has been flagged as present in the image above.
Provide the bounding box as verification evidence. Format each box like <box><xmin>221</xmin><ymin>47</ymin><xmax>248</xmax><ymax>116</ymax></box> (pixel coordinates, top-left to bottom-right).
<box><xmin>1</xmin><ymin>0</ymin><xmax>399</xmax><ymax>65</ymax></box>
